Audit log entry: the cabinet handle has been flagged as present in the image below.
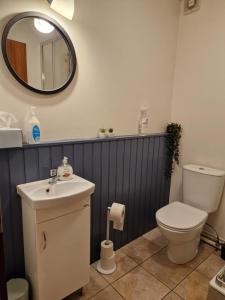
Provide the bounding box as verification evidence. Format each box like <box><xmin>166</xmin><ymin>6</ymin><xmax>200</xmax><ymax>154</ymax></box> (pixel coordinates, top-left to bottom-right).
<box><xmin>83</xmin><ymin>204</ymin><xmax>90</xmax><ymax>208</ymax></box>
<box><xmin>42</xmin><ymin>231</ymin><xmax>47</xmax><ymax>250</ymax></box>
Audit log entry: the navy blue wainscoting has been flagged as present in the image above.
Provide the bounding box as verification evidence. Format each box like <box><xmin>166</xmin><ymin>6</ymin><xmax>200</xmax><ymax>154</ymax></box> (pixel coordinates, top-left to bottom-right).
<box><xmin>0</xmin><ymin>134</ymin><xmax>170</xmax><ymax>279</ymax></box>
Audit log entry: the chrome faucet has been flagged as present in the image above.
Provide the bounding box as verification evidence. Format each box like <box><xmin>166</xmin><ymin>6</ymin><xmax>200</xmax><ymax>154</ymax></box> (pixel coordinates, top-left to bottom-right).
<box><xmin>49</xmin><ymin>169</ymin><xmax>58</xmax><ymax>185</ymax></box>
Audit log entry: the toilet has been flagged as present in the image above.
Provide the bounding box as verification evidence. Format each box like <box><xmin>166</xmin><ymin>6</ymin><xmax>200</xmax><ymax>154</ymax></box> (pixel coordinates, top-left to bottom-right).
<box><xmin>156</xmin><ymin>164</ymin><xmax>225</xmax><ymax>264</ymax></box>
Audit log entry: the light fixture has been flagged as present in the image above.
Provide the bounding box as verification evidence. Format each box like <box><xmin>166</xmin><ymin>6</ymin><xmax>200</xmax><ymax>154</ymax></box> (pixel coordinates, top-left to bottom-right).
<box><xmin>47</xmin><ymin>0</ymin><xmax>74</xmax><ymax>20</ymax></box>
<box><xmin>34</xmin><ymin>18</ymin><xmax>54</xmax><ymax>33</ymax></box>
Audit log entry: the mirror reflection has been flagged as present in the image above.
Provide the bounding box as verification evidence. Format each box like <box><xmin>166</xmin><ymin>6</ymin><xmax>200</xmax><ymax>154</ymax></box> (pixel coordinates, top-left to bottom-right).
<box><xmin>6</xmin><ymin>17</ymin><xmax>73</xmax><ymax>92</ymax></box>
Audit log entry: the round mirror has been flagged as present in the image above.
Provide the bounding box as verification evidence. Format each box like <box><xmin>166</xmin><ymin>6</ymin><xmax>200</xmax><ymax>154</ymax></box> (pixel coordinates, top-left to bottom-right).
<box><xmin>1</xmin><ymin>12</ymin><xmax>76</xmax><ymax>94</ymax></box>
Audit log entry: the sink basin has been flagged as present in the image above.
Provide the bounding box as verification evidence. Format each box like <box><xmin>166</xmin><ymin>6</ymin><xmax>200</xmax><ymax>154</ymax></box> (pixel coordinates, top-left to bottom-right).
<box><xmin>17</xmin><ymin>175</ymin><xmax>95</xmax><ymax>209</ymax></box>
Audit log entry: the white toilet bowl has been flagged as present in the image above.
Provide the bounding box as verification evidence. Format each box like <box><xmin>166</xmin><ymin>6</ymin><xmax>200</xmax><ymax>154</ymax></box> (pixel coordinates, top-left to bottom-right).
<box><xmin>156</xmin><ymin>201</ymin><xmax>208</xmax><ymax>264</ymax></box>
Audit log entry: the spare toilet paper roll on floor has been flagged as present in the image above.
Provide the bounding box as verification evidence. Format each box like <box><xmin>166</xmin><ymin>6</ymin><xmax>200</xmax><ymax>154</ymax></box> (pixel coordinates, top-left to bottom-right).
<box><xmin>100</xmin><ymin>240</ymin><xmax>114</xmax><ymax>259</ymax></box>
<box><xmin>109</xmin><ymin>203</ymin><xmax>125</xmax><ymax>231</ymax></box>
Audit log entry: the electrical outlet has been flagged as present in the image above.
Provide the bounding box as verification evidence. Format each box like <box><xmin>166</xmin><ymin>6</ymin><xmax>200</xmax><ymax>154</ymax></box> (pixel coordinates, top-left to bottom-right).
<box><xmin>184</xmin><ymin>0</ymin><xmax>200</xmax><ymax>15</ymax></box>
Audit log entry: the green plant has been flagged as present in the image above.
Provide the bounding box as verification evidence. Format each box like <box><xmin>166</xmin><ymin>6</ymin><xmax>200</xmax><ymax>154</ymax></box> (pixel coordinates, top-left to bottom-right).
<box><xmin>99</xmin><ymin>128</ymin><xmax>106</xmax><ymax>133</ymax></box>
<box><xmin>165</xmin><ymin>123</ymin><xmax>182</xmax><ymax>177</ymax></box>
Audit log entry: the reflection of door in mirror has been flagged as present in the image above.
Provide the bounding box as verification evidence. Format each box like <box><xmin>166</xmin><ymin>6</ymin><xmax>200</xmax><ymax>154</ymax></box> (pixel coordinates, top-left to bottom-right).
<box><xmin>6</xmin><ymin>39</ymin><xmax>28</xmax><ymax>83</ymax></box>
<box><xmin>8</xmin><ymin>18</ymin><xmax>42</xmax><ymax>90</ymax></box>
<box><xmin>41</xmin><ymin>37</ymin><xmax>71</xmax><ymax>90</ymax></box>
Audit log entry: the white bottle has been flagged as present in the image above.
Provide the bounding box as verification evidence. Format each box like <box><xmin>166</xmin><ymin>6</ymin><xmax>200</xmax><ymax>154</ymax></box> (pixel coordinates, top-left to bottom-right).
<box><xmin>138</xmin><ymin>107</ymin><xmax>149</xmax><ymax>135</ymax></box>
<box><xmin>24</xmin><ymin>106</ymin><xmax>41</xmax><ymax>144</ymax></box>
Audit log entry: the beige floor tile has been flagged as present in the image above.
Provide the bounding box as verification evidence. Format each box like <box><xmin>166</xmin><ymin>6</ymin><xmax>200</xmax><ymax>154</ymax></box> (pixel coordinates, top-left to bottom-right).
<box><xmin>64</xmin><ymin>290</ymin><xmax>83</xmax><ymax>300</ymax></box>
<box><xmin>213</xmin><ymin>249</ymin><xmax>222</xmax><ymax>257</ymax></box>
<box><xmin>174</xmin><ymin>271</ymin><xmax>209</xmax><ymax>300</ymax></box>
<box><xmin>65</xmin><ymin>267</ymin><xmax>108</xmax><ymax>300</ymax></box>
<box><xmin>143</xmin><ymin>228</ymin><xmax>168</xmax><ymax>248</ymax></box>
<box><xmin>93</xmin><ymin>249</ymin><xmax>137</xmax><ymax>283</ymax></box>
<box><xmin>112</xmin><ymin>266</ymin><xmax>170</xmax><ymax>300</ymax></box>
<box><xmin>121</xmin><ymin>236</ymin><xmax>161</xmax><ymax>264</ymax></box>
<box><xmin>142</xmin><ymin>248</ymin><xmax>193</xmax><ymax>289</ymax></box>
<box><xmin>187</xmin><ymin>242</ymin><xmax>215</xmax><ymax>269</ymax></box>
<box><xmin>207</xmin><ymin>283</ymin><xmax>225</xmax><ymax>300</ymax></box>
<box><xmin>163</xmin><ymin>292</ymin><xmax>183</xmax><ymax>300</ymax></box>
<box><xmin>91</xmin><ymin>286</ymin><xmax>123</xmax><ymax>300</ymax></box>
<box><xmin>197</xmin><ymin>253</ymin><xmax>225</xmax><ymax>279</ymax></box>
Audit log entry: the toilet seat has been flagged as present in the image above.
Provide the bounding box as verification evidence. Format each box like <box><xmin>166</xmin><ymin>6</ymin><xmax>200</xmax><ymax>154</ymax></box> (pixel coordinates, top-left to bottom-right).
<box><xmin>157</xmin><ymin>219</ymin><xmax>205</xmax><ymax>233</ymax></box>
<box><xmin>156</xmin><ymin>201</ymin><xmax>208</xmax><ymax>232</ymax></box>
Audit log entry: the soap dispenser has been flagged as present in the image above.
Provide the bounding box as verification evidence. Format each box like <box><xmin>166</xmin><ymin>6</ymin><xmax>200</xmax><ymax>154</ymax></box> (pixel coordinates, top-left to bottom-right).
<box><xmin>24</xmin><ymin>106</ymin><xmax>41</xmax><ymax>144</ymax></box>
<box><xmin>57</xmin><ymin>157</ymin><xmax>74</xmax><ymax>181</ymax></box>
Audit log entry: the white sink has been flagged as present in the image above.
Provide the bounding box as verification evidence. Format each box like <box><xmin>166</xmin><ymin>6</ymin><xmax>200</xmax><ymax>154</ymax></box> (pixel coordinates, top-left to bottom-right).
<box><xmin>17</xmin><ymin>175</ymin><xmax>95</xmax><ymax>209</ymax></box>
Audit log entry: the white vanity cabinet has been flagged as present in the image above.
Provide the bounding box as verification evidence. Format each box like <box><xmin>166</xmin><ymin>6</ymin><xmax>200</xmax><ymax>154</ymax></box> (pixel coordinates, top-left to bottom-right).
<box><xmin>17</xmin><ymin>176</ymin><xmax>95</xmax><ymax>300</ymax></box>
<box><xmin>22</xmin><ymin>199</ymin><xmax>90</xmax><ymax>300</ymax></box>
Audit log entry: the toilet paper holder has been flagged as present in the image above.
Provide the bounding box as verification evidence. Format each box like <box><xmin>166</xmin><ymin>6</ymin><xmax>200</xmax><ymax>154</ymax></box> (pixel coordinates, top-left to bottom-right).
<box><xmin>96</xmin><ymin>203</ymin><xmax>125</xmax><ymax>275</ymax></box>
<box><xmin>105</xmin><ymin>204</ymin><xmax>125</xmax><ymax>245</ymax></box>
<box><xmin>105</xmin><ymin>207</ymin><xmax>112</xmax><ymax>246</ymax></box>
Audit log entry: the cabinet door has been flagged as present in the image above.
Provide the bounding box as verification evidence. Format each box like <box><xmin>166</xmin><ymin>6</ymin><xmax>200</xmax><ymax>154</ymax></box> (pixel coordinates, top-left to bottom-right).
<box><xmin>37</xmin><ymin>205</ymin><xmax>90</xmax><ymax>300</ymax></box>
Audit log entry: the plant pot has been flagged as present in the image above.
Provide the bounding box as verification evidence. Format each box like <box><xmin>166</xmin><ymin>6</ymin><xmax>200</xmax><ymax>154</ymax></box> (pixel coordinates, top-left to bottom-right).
<box><xmin>98</xmin><ymin>132</ymin><xmax>106</xmax><ymax>138</ymax></box>
<box><xmin>107</xmin><ymin>132</ymin><xmax>114</xmax><ymax>137</ymax></box>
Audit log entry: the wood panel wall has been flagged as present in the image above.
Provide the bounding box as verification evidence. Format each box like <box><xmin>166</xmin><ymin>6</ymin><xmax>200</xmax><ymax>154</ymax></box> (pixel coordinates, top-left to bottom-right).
<box><xmin>0</xmin><ymin>134</ymin><xmax>170</xmax><ymax>279</ymax></box>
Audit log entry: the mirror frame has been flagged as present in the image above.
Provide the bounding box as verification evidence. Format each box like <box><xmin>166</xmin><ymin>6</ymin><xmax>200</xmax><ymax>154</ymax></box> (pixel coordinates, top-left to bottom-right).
<box><xmin>1</xmin><ymin>12</ymin><xmax>77</xmax><ymax>95</ymax></box>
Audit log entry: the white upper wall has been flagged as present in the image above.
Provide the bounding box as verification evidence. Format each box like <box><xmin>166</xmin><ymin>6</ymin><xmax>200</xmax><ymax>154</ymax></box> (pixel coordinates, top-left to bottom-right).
<box><xmin>171</xmin><ymin>0</ymin><xmax>225</xmax><ymax>239</ymax></box>
<box><xmin>0</xmin><ymin>0</ymin><xmax>180</xmax><ymax>141</ymax></box>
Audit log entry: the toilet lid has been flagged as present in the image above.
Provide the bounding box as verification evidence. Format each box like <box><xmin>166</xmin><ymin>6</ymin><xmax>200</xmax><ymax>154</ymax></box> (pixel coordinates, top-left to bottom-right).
<box><xmin>156</xmin><ymin>202</ymin><xmax>208</xmax><ymax>231</ymax></box>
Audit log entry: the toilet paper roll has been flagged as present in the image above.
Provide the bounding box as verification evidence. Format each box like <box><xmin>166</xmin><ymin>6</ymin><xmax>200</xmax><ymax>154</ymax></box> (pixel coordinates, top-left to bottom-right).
<box><xmin>109</xmin><ymin>202</ymin><xmax>125</xmax><ymax>231</ymax></box>
<box><xmin>100</xmin><ymin>252</ymin><xmax>116</xmax><ymax>270</ymax></box>
<box><xmin>101</xmin><ymin>240</ymin><xmax>114</xmax><ymax>259</ymax></box>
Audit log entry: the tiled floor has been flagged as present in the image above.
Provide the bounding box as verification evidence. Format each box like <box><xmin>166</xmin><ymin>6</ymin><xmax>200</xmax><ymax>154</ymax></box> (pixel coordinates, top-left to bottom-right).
<box><xmin>65</xmin><ymin>228</ymin><xmax>225</xmax><ymax>300</ymax></box>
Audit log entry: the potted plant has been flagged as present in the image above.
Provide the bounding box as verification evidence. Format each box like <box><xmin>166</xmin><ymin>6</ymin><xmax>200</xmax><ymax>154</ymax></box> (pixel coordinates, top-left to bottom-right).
<box><xmin>165</xmin><ymin>123</ymin><xmax>182</xmax><ymax>177</ymax></box>
<box><xmin>107</xmin><ymin>128</ymin><xmax>114</xmax><ymax>137</ymax></box>
<box><xmin>98</xmin><ymin>128</ymin><xmax>107</xmax><ymax>138</ymax></box>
